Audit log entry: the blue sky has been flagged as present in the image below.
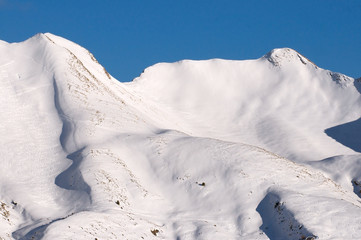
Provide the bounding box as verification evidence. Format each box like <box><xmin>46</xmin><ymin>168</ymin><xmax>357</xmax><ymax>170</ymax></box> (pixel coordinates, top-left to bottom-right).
<box><xmin>1</xmin><ymin>0</ymin><xmax>360</xmax><ymax>82</ymax></box>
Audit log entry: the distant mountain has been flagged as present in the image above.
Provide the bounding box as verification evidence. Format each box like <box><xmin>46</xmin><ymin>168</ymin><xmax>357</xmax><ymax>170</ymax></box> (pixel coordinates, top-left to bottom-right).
<box><xmin>0</xmin><ymin>33</ymin><xmax>360</xmax><ymax>240</ymax></box>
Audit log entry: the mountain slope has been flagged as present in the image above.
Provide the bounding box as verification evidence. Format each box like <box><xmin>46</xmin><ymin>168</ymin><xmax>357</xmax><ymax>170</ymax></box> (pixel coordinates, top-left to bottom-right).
<box><xmin>0</xmin><ymin>33</ymin><xmax>360</xmax><ymax>240</ymax></box>
<box><xmin>131</xmin><ymin>48</ymin><xmax>361</xmax><ymax>161</ymax></box>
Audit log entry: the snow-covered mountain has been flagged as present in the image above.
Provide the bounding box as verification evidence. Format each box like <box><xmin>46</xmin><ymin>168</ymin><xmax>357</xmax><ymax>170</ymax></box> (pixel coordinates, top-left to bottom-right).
<box><xmin>0</xmin><ymin>33</ymin><xmax>360</xmax><ymax>240</ymax></box>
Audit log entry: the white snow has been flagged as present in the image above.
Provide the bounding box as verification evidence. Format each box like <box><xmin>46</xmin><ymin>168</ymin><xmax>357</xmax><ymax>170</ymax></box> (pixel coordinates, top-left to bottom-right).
<box><xmin>0</xmin><ymin>33</ymin><xmax>360</xmax><ymax>240</ymax></box>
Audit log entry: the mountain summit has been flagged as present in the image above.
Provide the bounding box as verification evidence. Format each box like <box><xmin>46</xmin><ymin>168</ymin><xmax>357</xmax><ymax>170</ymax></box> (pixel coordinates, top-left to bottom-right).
<box><xmin>263</xmin><ymin>48</ymin><xmax>315</xmax><ymax>67</ymax></box>
<box><xmin>1</xmin><ymin>33</ymin><xmax>361</xmax><ymax>240</ymax></box>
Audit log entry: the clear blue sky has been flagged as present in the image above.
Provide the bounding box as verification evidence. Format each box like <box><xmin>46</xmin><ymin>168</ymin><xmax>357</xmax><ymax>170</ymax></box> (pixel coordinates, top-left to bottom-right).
<box><xmin>1</xmin><ymin>0</ymin><xmax>360</xmax><ymax>82</ymax></box>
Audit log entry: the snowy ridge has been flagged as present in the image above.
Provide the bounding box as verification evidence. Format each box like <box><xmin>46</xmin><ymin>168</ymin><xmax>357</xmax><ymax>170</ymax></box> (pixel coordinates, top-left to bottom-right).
<box><xmin>132</xmin><ymin>52</ymin><xmax>361</xmax><ymax>162</ymax></box>
<box><xmin>0</xmin><ymin>34</ymin><xmax>361</xmax><ymax>240</ymax></box>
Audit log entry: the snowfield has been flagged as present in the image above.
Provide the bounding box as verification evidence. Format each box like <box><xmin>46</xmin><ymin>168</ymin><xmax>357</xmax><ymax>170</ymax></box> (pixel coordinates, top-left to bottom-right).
<box><xmin>0</xmin><ymin>33</ymin><xmax>361</xmax><ymax>240</ymax></box>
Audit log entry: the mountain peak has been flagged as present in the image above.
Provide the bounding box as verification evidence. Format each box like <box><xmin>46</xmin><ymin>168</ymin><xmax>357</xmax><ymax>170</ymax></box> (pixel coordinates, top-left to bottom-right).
<box><xmin>15</xmin><ymin>33</ymin><xmax>62</xmax><ymax>51</ymax></box>
<box><xmin>21</xmin><ymin>33</ymin><xmax>48</xmax><ymax>44</ymax></box>
<box><xmin>264</xmin><ymin>48</ymin><xmax>316</xmax><ymax>67</ymax></box>
<box><xmin>25</xmin><ymin>33</ymin><xmax>81</xmax><ymax>51</ymax></box>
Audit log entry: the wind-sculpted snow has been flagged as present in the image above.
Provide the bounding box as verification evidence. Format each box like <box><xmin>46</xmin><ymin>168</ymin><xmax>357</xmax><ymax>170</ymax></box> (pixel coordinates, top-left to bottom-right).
<box><xmin>0</xmin><ymin>33</ymin><xmax>361</xmax><ymax>239</ymax></box>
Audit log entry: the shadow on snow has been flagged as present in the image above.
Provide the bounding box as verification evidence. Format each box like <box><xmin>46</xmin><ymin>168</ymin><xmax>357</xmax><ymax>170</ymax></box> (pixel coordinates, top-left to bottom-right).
<box><xmin>325</xmin><ymin>118</ymin><xmax>361</xmax><ymax>153</ymax></box>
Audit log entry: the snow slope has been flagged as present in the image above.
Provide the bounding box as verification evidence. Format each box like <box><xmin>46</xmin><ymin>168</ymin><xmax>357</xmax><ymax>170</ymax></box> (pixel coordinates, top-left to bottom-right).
<box><xmin>0</xmin><ymin>33</ymin><xmax>361</xmax><ymax>240</ymax></box>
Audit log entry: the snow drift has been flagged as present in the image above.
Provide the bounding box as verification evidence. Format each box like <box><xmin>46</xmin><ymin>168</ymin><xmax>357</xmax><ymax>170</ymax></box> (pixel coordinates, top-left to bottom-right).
<box><xmin>0</xmin><ymin>33</ymin><xmax>360</xmax><ymax>240</ymax></box>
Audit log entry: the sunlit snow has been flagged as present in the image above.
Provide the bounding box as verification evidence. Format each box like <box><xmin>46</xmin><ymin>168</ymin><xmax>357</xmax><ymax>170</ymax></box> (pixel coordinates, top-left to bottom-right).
<box><xmin>1</xmin><ymin>33</ymin><xmax>361</xmax><ymax>240</ymax></box>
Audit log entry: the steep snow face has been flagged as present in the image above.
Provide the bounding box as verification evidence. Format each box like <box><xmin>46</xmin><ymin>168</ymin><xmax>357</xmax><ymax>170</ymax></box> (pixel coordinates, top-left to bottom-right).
<box><xmin>0</xmin><ymin>34</ymin><xmax>70</xmax><ymax>221</ymax></box>
<box><xmin>0</xmin><ymin>33</ymin><xmax>177</xmax><ymax>239</ymax></box>
<box><xmin>132</xmin><ymin>49</ymin><xmax>361</xmax><ymax>161</ymax></box>
<box><xmin>1</xmin><ymin>34</ymin><xmax>361</xmax><ymax>240</ymax></box>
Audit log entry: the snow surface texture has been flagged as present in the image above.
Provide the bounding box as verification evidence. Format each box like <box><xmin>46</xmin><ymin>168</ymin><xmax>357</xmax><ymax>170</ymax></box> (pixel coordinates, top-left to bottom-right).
<box><xmin>0</xmin><ymin>34</ymin><xmax>361</xmax><ymax>240</ymax></box>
